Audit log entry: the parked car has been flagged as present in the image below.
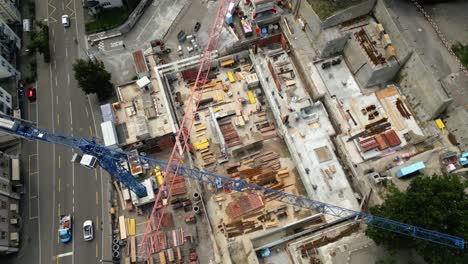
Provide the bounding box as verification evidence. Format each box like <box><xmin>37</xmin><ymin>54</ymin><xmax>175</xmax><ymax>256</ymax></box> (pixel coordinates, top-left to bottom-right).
<box><xmin>62</xmin><ymin>15</ymin><xmax>70</xmax><ymax>28</ymax></box>
<box><xmin>83</xmin><ymin>220</ymin><xmax>94</xmax><ymax>241</ymax></box>
<box><xmin>194</xmin><ymin>22</ymin><xmax>201</xmax><ymax>32</ymax></box>
<box><xmin>177</xmin><ymin>30</ymin><xmax>187</xmax><ymax>43</ymax></box>
<box><xmin>27</xmin><ymin>86</ymin><xmax>36</xmax><ymax>102</ymax></box>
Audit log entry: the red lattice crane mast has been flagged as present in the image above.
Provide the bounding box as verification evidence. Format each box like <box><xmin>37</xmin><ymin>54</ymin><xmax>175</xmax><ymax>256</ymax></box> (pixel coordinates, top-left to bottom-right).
<box><xmin>137</xmin><ymin>0</ymin><xmax>231</xmax><ymax>260</ymax></box>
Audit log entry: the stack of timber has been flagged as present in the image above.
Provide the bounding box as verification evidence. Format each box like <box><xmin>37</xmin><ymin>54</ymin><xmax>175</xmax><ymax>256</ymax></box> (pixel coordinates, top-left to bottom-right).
<box><xmin>218</xmin><ymin>219</ymin><xmax>263</xmax><ymax>238</ymax></box>
<box><xmin>220</xmin><ymin>121</ymin><xmax>242</xmax><ymax>147</ymax></box>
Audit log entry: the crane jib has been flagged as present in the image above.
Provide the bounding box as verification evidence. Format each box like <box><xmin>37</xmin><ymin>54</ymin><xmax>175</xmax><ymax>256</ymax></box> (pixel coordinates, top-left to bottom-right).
<box><xmin>0</xmin><ymin>115</ymin><xmax>464</xmax><ymax>249</ymax></box>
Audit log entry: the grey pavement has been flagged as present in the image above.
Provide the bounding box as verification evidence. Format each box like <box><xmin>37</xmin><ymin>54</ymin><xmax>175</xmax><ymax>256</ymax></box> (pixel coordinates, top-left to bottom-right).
<box><xmin>384</xmin><ymin>0</ymin><xmax>468</xmax><ymax>108</ymax></box>
<box><xmin>3</xmin><ymin>0</ymin><xmax>109</xmax><ymax>264</ymax></box>
<box><xmin>424</xmin><ymin>0</ymin><xmax>468</xmax><ymax>45</ymax></box>
<box><xmin>90</xmin><ymin>0</ymin><xmax>188</xmax><ymax>84</ymax></box>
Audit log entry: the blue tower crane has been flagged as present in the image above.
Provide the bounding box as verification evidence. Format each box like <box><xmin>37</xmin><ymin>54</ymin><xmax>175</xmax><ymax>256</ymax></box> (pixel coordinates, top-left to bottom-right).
<box><xmin>0</xmin><ymin>114</ymin><xmax>464</xmax><ymax>249</ymax></box>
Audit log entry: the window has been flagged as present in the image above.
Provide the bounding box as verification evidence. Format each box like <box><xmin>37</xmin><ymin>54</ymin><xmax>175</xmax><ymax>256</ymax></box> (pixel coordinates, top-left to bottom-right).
<box><xmin>1</xmin><ymin>60</ymin><xmax>4</xmax><ymax>67</ymax></box>
<box><xmin>0</xmin><ymin>231</ymin><xmax>5</xmax><ymax>239</ymax></box>
<box><xmin>5</xmin><ymin>95</ymin><xmax>10</xmax><ymax>103</ymax></box>
<box><xmin>0</xmin><ymin>90</ymin><xmax>3</xmax><ymax>97</ymax></box>
<box><xmin>0</xmin><ymin>216</ymin><xmax>5</xmax><ymax>223</ymax></box>
<box><xmin>0</xmin><ymin>201</ymin><xmax>6</xmax><ymax>209</ymax></box>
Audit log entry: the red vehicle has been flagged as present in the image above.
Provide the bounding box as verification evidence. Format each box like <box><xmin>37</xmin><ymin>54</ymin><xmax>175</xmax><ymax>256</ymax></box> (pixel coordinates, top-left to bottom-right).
<box><xmin>27</xmin><ymin>86</ymin><xmax>36</xmax><ymax>102</ymax></box>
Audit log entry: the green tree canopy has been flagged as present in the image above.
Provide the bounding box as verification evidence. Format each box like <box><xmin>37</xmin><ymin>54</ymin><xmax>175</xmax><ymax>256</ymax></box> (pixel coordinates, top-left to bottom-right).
<box><xmin>72</xmin><ymin>59</ymin><xmax>114</xmax><ymax>101</ymax></box>
<box><xmin>367</xmin><ymin>175</ymin><xmax>468</xmax><ymax>263</ymax></box>
<box><xmin>28</xmin><ymin>22</ymin><xmax>50</xmax><ymax>62</ymax></box>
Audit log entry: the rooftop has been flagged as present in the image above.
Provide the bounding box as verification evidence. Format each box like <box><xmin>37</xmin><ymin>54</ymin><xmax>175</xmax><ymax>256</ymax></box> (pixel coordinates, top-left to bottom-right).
<box><xmin>312</xmin><ymin>57</ymin><xmax>424</xmax><ymax>163</ymax></box>
<box><xmin>253</xmin><ymin>50</ymin><xmax>360</xmax><ymax>214</ymax></box>
<box><xmin>113</xmin><ymin>56</ymin><xmax>177</xmax><ymax>147</ymax></box>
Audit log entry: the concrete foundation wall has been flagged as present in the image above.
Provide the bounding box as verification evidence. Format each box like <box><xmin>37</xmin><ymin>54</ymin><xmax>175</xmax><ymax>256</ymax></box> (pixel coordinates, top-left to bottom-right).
<box><xmin>321</xmin><ymin>0</ymin><xmax>376</xmax><ymax>29</ymax></box>
<box><xmin>298</xmin><ymin>1</ymin><xmax>322</xmax><ymax>41</ymax></box>
<box><xmin>373</xmin><ymin>0</ymin><xmax>452</xmax><ymax>120</ymax></box>
<box><xmin>372</xmin><ymin>0</ymin><xmax>411</xmax><ymax>62</ymax></box>
<box><xmin>317</xmin><ymin>29</ymin><xmax>350</xmax><ymax>58</ymax></box>
<box><xmin>365</xmin><ymin>60</ymin><xmax>400</xmax><ymax>87</ymax></box>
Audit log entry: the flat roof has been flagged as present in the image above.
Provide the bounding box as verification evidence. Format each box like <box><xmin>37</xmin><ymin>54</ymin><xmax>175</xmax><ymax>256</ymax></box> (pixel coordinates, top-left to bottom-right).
<box><xmin>114</xmin><ymin>56</ymin><xmax>177</xmax><ymax>146</ymax></box>
<box><xmin>101</xmin><ymin>121</ymin><xmax>118</xmax><ymax>147</ymax></box>
<box><xmin>253</xmin><ymin>50</ymin><xmax>359</xmax><ymax>213</ymax></box>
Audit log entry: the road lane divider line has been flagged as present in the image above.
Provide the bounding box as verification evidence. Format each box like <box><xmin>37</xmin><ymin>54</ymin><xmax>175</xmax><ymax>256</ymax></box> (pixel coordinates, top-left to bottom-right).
<box><xmin>89</xmin><ymin>126</ymin><xmax>93</xmax><ymax>135</ymax></box>
<box><xmin>57</xmin><ymin>113</ymin><xmax>59</xmax><ymax>126</ymax></box>
<box><xmin>57</xmin><ymin>252</ymin><xmax>73</xmax><ymax>258</ymax></box>
<box><xmin>58</xmin><ymin>155</ymin><xmax>61</xmax><ymax>169</ymax></box>
<box><xmin>96</xmin><ymin>191</ymin><xmax>99</xmax><ymax>205</ymax></box>
<box><xmin>94</xmin><ymin>169</ymin><xmax>98</xmax><ymax>181</ymax></box>
<box><xmin>96</xmin><ymin>242</ymin><xmax>98</xmax><ymax>258</ymax></box>
<box><xmin>65</xmin><ymin>47</ymin><xmax>68</xmax><ymax>57</ymax></box>
<box><xmin>58</xmin><ymin>177</ymin><xmax>61</xmax><ymax>193</ymax></box>
<box><xmin>56</xmin><ymin>95</ymin><xmax>58</xmax><ymax>105</ymax></box>
<box><xmin>69</xmin><ymin>102</ymin><xmax>73</xmax><ymax>125</ymax></box>
<box><xmin>85</xmin><ymin>107</ymin><xmax>89</xmax><ymax>118</ymax></box>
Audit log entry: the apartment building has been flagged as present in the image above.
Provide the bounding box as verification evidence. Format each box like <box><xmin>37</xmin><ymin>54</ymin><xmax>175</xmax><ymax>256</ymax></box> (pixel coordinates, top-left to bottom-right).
<box><xmin>0</xmin><ymin>0</ymin><xmax>20</xmax><ymax>24</ymax></box>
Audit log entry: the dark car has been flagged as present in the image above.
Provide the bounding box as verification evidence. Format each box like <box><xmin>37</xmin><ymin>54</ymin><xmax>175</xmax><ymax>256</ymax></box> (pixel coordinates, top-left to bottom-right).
<box><xmin>194</xmin><ymin>22</ymin><xmax>201</xmax><ymax>32</ymax></box>
<box><xmin>27</xmin><ymin>86</ymin><xmax>36</xmax><ymax>102</ymax></box>
<box><xmin>177</xmin><ymin>30</ymin><xmax>187</xmax><ymax>43</ymax></box>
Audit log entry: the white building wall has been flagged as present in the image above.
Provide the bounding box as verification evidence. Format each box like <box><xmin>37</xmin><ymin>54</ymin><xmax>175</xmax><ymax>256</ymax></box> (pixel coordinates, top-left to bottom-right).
<box><xmin>0</xmin><ymin>0</ymin><xmax>20</xmax><ymax>23</ymax></box>
<box><xmin>0</xmin><ymin>16</ymin><xmax>21</xmax><ymax>50</ymax></box>
<box><xmin>0</xmin><ymin>86</ymin><xmax>12</xmax><ymax>115</ymax></box>
<box><xmin>0</xmin><ymin>55</ymin><xmax>16</xmax><ymax>79</ymax></box>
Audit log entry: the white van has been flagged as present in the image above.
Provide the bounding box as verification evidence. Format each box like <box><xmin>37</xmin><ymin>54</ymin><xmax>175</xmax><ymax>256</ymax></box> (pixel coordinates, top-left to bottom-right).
<box><xmin>62</xmin><ymin>15</ymin><xmax>70</xmax><ymax>28</ymax></box>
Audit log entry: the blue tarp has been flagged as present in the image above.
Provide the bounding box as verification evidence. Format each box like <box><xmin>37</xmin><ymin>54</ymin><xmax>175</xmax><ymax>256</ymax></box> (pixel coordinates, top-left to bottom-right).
<box><xmin>460</xmin><ymin>152</ymin><xmax>468</xmax><ymax>167</ymax></box>
<box><xmin>396</xmin><ymin>161</ymin><xmax>425</xmax><ymax>178</ymax></box>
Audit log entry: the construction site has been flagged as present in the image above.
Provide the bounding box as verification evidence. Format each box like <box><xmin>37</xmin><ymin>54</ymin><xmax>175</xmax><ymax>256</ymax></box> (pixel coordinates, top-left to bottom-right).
<box><xmin>94</xmin><ymin>1</ymin><xmax>468</xmax><ymax>264</ymax></box>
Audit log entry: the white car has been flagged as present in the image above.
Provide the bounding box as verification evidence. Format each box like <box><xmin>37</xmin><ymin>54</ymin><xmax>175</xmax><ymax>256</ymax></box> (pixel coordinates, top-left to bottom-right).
<box><xmin>83</xmin><ymin>220</ymin><xmax>94</xmax><ymax>241</ymax></box>
<box><xmin>62</xmin><ymin>15</ymin><xmax>70</xmax><ymax>28</ymax></box>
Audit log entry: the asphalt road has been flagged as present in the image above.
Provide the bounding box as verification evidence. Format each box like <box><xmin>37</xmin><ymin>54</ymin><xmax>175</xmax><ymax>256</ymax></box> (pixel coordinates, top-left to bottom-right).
<box><xmin>4</xmin><ymin>1</ymin><xmax>106</xmax><ymax>264</ymax></box>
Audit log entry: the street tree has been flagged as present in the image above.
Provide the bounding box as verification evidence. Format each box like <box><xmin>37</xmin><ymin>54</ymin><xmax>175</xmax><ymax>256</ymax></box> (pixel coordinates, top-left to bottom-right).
<box><xmin>28</xmin><ymin>22</ymin><xmax>50</xmax><ymax>62</ymax></box>
<box><xmin>366</xmin><ymin>175</ymin><xmax>468</xmax><ymax>264</ymax></box>
<box><xmin>72</xmin><ymin>59</ymin><xmax>114</xmax><ymax>101</ymax></box>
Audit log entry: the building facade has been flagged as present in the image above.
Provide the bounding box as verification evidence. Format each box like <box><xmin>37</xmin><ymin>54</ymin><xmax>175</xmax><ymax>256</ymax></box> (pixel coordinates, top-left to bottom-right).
<box><xmin>0</xmin><ymin>152</ymin><xmax>20</xmax><ymax>255</ymax></box>
<box><xmin>0</xmin><ymin>0</ymin><xmax>20</xmax><ymax>24</ymax></box>
<box><xmin>0</xmin><ymin>16</ymin><xmax>19</xmax><ymax>79</ymax></box>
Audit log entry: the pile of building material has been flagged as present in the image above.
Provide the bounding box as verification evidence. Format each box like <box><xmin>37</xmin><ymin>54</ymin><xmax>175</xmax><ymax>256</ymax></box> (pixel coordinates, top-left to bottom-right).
<box><xmin>359</xmin><ymin>129</ymin><xmax>401</xmax><ymax>152</ymax></box>
<box><xmin>254</xmin><ymin>111</ymin><xmax>277</xmax><ymax>139</ymax></box>
<box><xmin>225</xmin><ymin>194</ymin><xmax>264</xmax><ymax>219</ymax></box>
<box><xmin>231</xmin><ymin>168</ymin><xmax>289</xmax><ymax>191</ymax></box>
<box><xmin>219</xmin><ymin>219</ymin><xmax>263</xmax><ymax>238</ymax></box>
<box><xmin>240</xmin><ymin>151</ymin><xmax>281</xmax><ymax>171</ymax></box>
<box><xmin>220</xmin><ymin>121</ymin><xmax>242</xmax><ymax>147</ymax></box>
<box><xmin>153</xmin><ymin>228</ymin><xmax>185</xmax><ymax>253</ymax></box>
<box><xmin>168</xmin><ymin>175</ymin><xmax>187</xmax><ymax>196</ymax></box>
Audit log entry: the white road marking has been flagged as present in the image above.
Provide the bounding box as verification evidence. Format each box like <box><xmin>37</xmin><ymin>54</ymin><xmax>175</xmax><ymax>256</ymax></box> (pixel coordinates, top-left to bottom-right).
<box><xmin>56</xmin><ymin>95</ymin><xmax>58</xmax><ymax>105</ymax></box>
<box><xmin>49</xmin><ymin>60</ymin><xmax>57</xmax><ymax>264</ymax></box>
<box><xmin>57</xmin><ymin>252</ymin><xmax>73</xmax><ymax>258</ymax></box>
<box><xmin>55</xmin><ymin>76</ymin><xmax>58</xmax><ymax>87</ymax></box>
<box><xmin>65</xmin><ymin>47</ymin><xmax>68</xmax><ymax>57</ymax></box>
<box><xmin>54</xmin><ymin>59</ymin><xmax>57</xmax><ymax>70</ymax></box>
<box><xmin>67</xmin><ymin>73</ymin><xmax>70</xmax><ymax>85</ymax></box>
<box><xmin>69</xmin><ymin>102</ymin><xmax>73</xmax><ymax>125</ymax></box>
<box><xmin>51</xmin><ymin>28</ymin><xmax>54</xmax><ymax>37</ymax></box>
<box><xmin>110</xmin><ymin>40</ymin><xmax>123</xmax><ymax>48</ymax></box>
<box><xmin>53</xmin><ymin>44</ymin><xmax>56</xmax><ymax>53</ymax></box>
<box><xmin>85</xmin><ymin>107</ymin><xmax>89</xmax><ymax>118</ymax></box>
<box><xmin>62</xmin><ymin>2</ymin><xmax>65</xmax><ymax>10</ymax></box>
